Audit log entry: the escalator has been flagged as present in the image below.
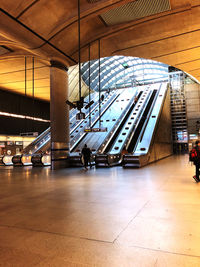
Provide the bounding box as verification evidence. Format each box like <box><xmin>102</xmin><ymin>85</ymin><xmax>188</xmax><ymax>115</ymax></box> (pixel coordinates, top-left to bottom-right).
<box><xmin>27</xmin><ymin>91</ymin><xmax>102</xmax><ymax>166</ymax></box>
<box><xmin>1</xmin><ymin>91</ymin><xmax>99</xmax><ymax>166</ymax></box>
<box><xmin>123</xmin><ymin>83</ymin><xmax>170</xmax><ymax>167</ymax></box>
<box><xmin>30</xmin><ymin>90</ymin><xmax>118</xmax><ymax>166</ymax></box>
<box><xmin>68</xmin><ymin>88</ymin><xmax>136</xmax><ymax>166</ymax></box>
<box><xmin>126</xmin><ymin>89</ymin><xmax>158</xmax><ymax>153</ymax></box>
<box><xmin>70</xmin><ymin>90</ymin><xmax>120</xmax><ymax>152</ymax></box>
<box><xmin>3</xmin><ymin>90</ymin><xmax>119</xmax><ymax>167</ymax></box>
<box><xmin>103</xmin><ymin>86</ymin><xmax>154</xmax><ymax>166</ymax></box>
<box><xmin>95</xmin><ymin>90</ymin><xmax>143</xmax><ymax>166</ymax></box>
<box><xmin>0</xmin><ymin>83</ymin><xmax>170</xmax><ymax>169</ymax></box>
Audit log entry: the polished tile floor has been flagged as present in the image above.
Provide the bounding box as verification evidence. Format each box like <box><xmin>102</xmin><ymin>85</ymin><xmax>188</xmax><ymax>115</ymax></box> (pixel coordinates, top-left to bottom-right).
<box><xmin>0</xmin><ymin>155</ymin><xmax>200</xmax><ymax>266</ymax></box>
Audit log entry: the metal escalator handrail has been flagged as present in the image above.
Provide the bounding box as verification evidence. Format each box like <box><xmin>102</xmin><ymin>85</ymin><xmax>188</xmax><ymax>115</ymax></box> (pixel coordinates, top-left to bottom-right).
<box><xmin>30</xmin><ymin>133</ymin><xmax>51</xmax><ymax>154</ymax></box>
<box><xmin>70</xmin><ymin>90</ymin><xmax>120</xmax><ymax>151</ymax></box>
<box><xmin>98</xmin><ymin>90</ymin><xmax>138</xmax><ymax>154</ymax></box>
<box><xmin>136</xmin><ymin>83</ymin><xmax>168</xmax><ymax>155</ymax></box>
<box><xmin>70</xmin><ymin>90</ymin><xmax>121</xmax><ymax>152</ymax></box>
<box><xmin>24</xmin><ymin>103</ymin><xmax>78</xmax><ymax>153</ymax></box>
<box><xmin>24</xmin><ymin>92</ymin><xmax>99</xmax><ymax>155</ymax></box>
<box><xmin>126</xmin><ymin>89</ymin><xmax>157</xmax><ymax>152</ymax></box>
<box><xmin>109</xmin><ymin>88</ymin><xmax>151</xmax><ymax>155</ymax></box>
<box><xmin>138</xmin><ymin>85</ymin><xmax>161</xmax><ymax>143</ymax></box>
<box><xmin>22</xmin><ymin>127</ymin><xmax>50</xmax><ymax>153</ymax></box>
<box><xmin>125</xmin><ymin>90</ymin><xmax>155</xmax><ymax>150</ymax></box>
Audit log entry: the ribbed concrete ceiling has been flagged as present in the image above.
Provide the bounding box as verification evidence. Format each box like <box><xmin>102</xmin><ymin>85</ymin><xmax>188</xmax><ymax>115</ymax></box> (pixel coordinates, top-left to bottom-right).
<box><xmin>0</xmin><ymin>45</ymin><xmax>11</xmax><ymax>55</ymax></box>
<box><xmin>0</xmin><ymin>0</ymin><xmax>199</xmax><ymax>102</ymax></box>
<box><xmin>101</xmin><ymin>0</ymin><xmax>171</xmax><ymax>26</ymax></box>
<box><xmin>0</xmin><ymin>57</ymin><xmax>88</xmax><ymax>102</ymax></box>
<box><xmin>0</xmin><ymin>57</ymin><xmax>50</xmax><ymax>101</ymax></box>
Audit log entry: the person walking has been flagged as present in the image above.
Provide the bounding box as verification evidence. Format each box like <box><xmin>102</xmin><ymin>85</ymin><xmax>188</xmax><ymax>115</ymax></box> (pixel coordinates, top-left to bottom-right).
<box><xmin>81</xmin><ymin>144</ymin><xmax>92</xmax><ymax>170</ymax></box>
<box><xmin>192</xmin><ymin>140</ymin><xmax>200</xmax><ymax>182</ymax></box>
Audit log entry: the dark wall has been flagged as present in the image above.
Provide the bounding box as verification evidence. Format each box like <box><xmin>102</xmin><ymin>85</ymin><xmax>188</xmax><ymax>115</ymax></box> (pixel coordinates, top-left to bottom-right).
<box><xmin>0</xmin><ymin>88</ymin><xmax>50</xmax><ymax>135</ymax></box>
<box><xmin>0</xmin><ymin>116</ymin><xmax>49</xmax><ymax>135</ymax></box>
<box><xmin>0</xmin><ymin>89</ymin><xmax>49</xmax><ymax>119</ymax></box>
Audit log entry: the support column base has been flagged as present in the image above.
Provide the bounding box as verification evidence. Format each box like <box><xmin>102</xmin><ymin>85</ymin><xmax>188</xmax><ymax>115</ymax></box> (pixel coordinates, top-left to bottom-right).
<box><xmin>51</xmin><ymin>142</ymin><xmax>69</xmax><ymax>170</ymax></box>
<box><xmin>51</xmin><ymin>159</ymin><xmax>69</xmax><ymax>170</ymax></box>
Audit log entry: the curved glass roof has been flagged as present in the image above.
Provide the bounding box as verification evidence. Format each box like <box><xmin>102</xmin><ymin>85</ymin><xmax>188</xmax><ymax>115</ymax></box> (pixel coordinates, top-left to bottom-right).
<box><xmin>81</xmin><ymin>56</ymin><xmax>169</xmax><ymax>91</ymax></box>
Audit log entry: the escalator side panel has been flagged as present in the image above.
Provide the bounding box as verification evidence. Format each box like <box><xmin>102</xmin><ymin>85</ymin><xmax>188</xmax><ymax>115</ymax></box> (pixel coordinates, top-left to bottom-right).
<box><xmin>104</xmin><ymin>90</ymin><xmax>142</xmax><ymax>154</ymax></box>
<box><xmin>134</xmin><ymin>83</ymin><xmax>167</xmax><ymax>155</ymax></box>
<box><xmin>127</xmin><ymin>89</ymin><xmax>158</xmax><ymax>153</ymax></box>
<box><xmin>109</xmin><ymin>87</ymin><xmax>152</xmax><ymax>156</ymax></box>
<box><xmin>123</xmin><ymin>83</ymin><xmax>169</xmax><ymax>167</ymax></box>
<box><xmin>73</xmin><ymin>88</ymin><xmax>137</xmax><ymax>153</ymax></box>
<box><xmin>70</xmin><ymin>90</ymin><xmax>121</xmax><ymax>152</ymax></box>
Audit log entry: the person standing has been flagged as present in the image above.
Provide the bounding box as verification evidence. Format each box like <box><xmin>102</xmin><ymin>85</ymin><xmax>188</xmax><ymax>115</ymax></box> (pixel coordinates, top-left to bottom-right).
<box><xmin>134</xmin><ymin>96</ymin><xmax>138</xmax><ymax>104</ymax></box>
<box><xmin>81</xmin><ymin>144</ymin><xmax>92</xmax><ymax>170</ymax></box>
<box><xmin>192</xmin><ymin>140</ymin><xmax>200</xmax><ymax>182</ymax></box>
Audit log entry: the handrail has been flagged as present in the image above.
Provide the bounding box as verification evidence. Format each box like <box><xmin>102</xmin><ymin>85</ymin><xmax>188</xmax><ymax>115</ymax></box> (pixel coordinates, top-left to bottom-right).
<box><xmin>109</xmin><ymin>87</ymin><xmax>152</xmax><ymax>155</ymax></box>
<box><xmin>99</xmin><ymin>90</ymin><xmax>138</xmax><ymax>154</ymax></box>
<box><xmin>70</xmin><ymin>90</ymin><xmax>120</xmax><ymax>152</ymax></box>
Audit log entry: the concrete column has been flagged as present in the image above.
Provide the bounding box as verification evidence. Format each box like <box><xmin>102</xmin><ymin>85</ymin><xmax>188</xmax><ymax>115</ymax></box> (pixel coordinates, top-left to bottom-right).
<box><xmin>50</xmin><ymin>60</ymin><xmax>69</xmax><ymax>170</ymax></box>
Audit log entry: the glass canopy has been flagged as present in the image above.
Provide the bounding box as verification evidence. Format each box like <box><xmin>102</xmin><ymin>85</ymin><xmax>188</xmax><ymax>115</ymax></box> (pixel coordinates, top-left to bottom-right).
<box><xmin>81</xmin><ymin>56</ymin><xmax>169</xmax><ymax>91</ymax></box>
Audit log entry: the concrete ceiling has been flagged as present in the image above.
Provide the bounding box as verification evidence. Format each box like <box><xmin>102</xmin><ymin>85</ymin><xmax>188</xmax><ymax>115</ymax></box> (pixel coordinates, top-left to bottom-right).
<box><xmin>0</xmin><ymin>0</ymin><xmax>199</xmax><ymax>101</ymax></box>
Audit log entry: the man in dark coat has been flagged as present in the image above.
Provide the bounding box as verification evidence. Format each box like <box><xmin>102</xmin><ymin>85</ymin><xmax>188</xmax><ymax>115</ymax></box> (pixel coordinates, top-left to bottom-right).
<box><xmin>193</xmin><ymin>140</ymin><xmax>200</xmax><ymax>182</ymax></box>
<box><xmin>81</xmin><ymin>144</ymin><xmax>92</xmax><ymax>170</ymax></box>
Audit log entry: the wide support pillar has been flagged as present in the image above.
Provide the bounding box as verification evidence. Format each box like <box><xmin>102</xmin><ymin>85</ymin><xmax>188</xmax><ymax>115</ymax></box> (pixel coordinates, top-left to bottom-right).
<box><xmin>50</xmin><ymin>60</ymin><xmax>69</xmax><ymax>170</ymax></box>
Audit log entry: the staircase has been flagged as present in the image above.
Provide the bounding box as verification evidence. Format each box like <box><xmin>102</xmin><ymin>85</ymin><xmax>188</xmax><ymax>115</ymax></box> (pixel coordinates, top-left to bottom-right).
<box><xmin>169</xmin><ymin>71</ymin><xmax>188</xmax><ymax>152</ymax></box>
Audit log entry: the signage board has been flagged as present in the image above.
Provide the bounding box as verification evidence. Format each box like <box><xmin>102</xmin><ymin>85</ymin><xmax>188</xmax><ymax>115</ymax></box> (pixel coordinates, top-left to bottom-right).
<box><xmin>7</xmin><ymin>141</ymin><xmax>14</xmax><ymax>146</ymax></box>
<box><xmin>15</xmin><ymin>141</ymin><xmax>23</xmax><ymax>145</ymax></box>
<box><xmin>84</xmin><ymin>127</ymin><xmax>107</xmax><ymax>132</ymax></box>
<box><xmin>20</xmin><ymin>132</ymin><xmax>38</xmax><ymax>137</ymax></box>
<box><xmin>0</xmin><ymin>142</ymin><xmax>5</xmax><ymax>147</ymax></box>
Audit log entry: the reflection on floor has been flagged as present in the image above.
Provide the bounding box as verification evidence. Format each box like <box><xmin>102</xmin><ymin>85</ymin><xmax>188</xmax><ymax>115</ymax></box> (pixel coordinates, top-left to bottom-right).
<box><xmin>0</xmin><ymin>155</ymin><xmax>200</xmax><ymax>266</ymax></box>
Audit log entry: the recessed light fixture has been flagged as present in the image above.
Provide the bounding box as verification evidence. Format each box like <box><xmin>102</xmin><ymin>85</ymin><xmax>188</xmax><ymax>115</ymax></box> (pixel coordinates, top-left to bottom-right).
<box><xmin>0</xmin><ymin>111</ymin><xmax>50</xmax><ymax>123</ymax></box>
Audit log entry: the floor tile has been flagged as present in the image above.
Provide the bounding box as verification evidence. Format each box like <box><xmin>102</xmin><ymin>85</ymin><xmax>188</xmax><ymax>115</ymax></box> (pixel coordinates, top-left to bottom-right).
<box><xmin>1</xmin><ymin>155</ymin><xmax>200</xmax><ymax>266</ymax></box>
